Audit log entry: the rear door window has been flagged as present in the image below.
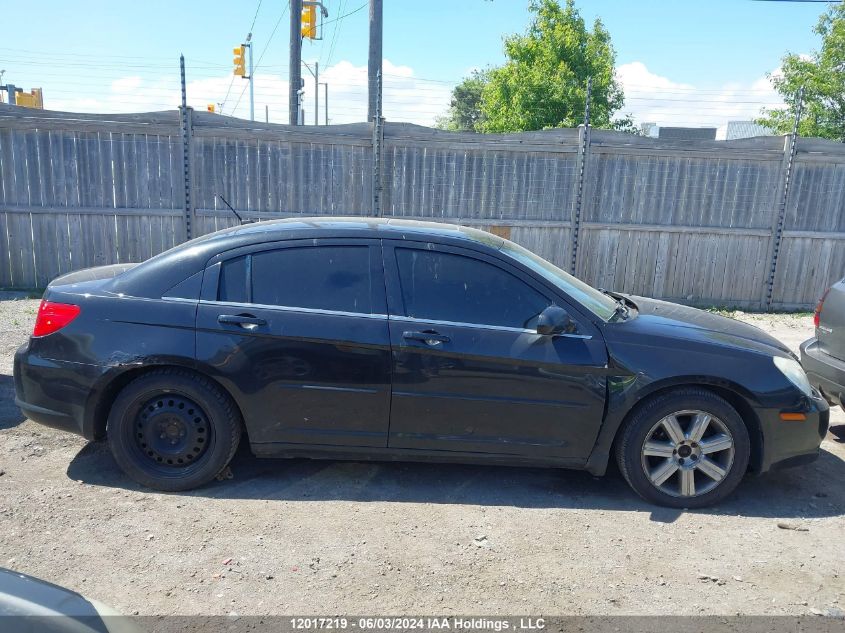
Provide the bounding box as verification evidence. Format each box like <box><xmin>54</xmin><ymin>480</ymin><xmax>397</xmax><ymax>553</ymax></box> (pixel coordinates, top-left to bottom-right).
<box><xmin>219</xmin><ymin>245</ymin><xmax>374</xmax><ymax>314</ymax></box>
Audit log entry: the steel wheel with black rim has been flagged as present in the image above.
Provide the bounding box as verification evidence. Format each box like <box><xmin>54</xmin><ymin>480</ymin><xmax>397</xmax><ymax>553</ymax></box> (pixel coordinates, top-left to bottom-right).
<box><xmin>616</xmin><ymin>388</ymin><xmax>750</xmax><ymax>508</ymax></box>
<box><xmin>107</xmin><ymin>368</ymin><xmax>242</xmax><ymax>491</ymax></box>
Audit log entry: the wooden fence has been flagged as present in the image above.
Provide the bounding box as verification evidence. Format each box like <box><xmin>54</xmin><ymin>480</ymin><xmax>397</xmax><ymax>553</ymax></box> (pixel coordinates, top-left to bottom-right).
<box><xmin>1</xmin><ymin>104</ymin><xmax>844</xmax><ymax>309</ymax></box>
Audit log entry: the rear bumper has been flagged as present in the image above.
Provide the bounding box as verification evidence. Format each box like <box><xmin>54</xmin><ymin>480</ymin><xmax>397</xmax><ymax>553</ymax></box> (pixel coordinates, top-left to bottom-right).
<box><xmin>13</xmin><ymin>341</ymin><xmax>106</xmax><ymax>440</ymax></box>
<box><xmin>14</xmin><ymin>397</ymin><xmax>79</xmax><ymax>434</ymax></box>
<box><xmin>800</xmin><ymin>337</ymin><xmax>845</xmax><ymax>408</ymax></box>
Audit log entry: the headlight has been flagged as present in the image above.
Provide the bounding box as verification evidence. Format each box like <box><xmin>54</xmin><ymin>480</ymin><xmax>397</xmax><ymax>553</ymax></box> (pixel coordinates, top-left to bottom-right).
<box><xmin>773</xmin><ymin>356</ymin><xmax>812</xmax><ymax>396</ymax></box>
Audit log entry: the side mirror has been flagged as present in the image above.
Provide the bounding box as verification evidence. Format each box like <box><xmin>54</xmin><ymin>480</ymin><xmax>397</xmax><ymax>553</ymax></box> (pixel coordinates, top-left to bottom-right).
<box><xmin>536</xmin><ymin>305</ymin><xmax>573</xmax><ymax>336</ymax></box>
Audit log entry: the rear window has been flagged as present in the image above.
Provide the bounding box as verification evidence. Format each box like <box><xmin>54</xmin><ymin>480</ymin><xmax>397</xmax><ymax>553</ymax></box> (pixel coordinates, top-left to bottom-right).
<box><xmin>218</xmin><ymin>246</ymin><xmax>373</xmax><ymax>314</ymax></box>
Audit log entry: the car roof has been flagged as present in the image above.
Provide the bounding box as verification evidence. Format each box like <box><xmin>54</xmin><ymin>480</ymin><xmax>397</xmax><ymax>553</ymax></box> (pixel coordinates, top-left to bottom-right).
<box><xmin>109</xmin><ymin>216</ymin><xmax>506</xmax><ymax>298</ymax></box>
<box><xmin>194</xmin><ymin>216</ymin><xmax>505</xmax><ymax>248</ymax></box>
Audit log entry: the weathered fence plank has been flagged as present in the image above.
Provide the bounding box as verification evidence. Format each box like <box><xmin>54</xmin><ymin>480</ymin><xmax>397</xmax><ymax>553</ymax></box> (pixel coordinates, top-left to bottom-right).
<box><xmin>0</xmin><ymin>104</ymin><xmax>844</xmax><ymax>308</ymax></box>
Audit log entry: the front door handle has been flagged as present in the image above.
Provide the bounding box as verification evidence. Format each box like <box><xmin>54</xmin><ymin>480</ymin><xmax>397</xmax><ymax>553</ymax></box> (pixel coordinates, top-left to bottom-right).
<box><xmin>403</xmin><ymin>330</ymin><xmax>450</xmax><ymax>346</ymax></box>
<box><xmin>218</xmin><ymin>314</ymin><xmax>267</xmax><ymax>331</ymax></box>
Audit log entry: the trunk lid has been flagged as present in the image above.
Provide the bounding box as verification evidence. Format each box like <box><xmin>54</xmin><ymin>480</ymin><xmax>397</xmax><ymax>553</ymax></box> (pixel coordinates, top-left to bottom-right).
<box><xmin>47</xmin><ymin>263</ymin><xmax>138</xmax><ymax>291</ymax></box>
<box><xmin>817</xmin><ymin>277</ymin><xmax>845</xmax><ymax>361</ymax></box>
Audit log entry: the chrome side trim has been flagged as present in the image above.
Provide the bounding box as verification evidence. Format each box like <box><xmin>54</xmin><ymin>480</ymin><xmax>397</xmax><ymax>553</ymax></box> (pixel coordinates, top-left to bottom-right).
<box><xmin>388</xmin><ymin>315</ymin><xmax>592</xmax><ymax>339</ymax></box>
<box><xmin>388</xmin><ymin>314</ymin><xmax>531</xmax><ymax>334</ymax></box>
<box><xmin>201</xmin><ymin>299</ymin><xmax>387</xmax><ymax>320</ymax></box>
<box><xmin>161</xmin><ymin>296</ymin><xmax>200</xmax><ymax>304</ymax></box>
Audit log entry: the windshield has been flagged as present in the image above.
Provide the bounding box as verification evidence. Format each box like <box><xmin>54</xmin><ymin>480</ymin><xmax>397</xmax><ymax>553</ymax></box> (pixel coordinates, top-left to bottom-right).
<box><xmin>500</xmin><ymin>240</ymin><xmax>619</xmax><ymax>321</ymax></box>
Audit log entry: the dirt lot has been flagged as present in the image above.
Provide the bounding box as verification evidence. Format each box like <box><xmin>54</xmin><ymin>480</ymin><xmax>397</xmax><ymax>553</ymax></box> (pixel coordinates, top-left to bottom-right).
<box><xmin>0</xmin><ymin>295</ymin><xmax>843</xmax><ymax>617</ymax></box>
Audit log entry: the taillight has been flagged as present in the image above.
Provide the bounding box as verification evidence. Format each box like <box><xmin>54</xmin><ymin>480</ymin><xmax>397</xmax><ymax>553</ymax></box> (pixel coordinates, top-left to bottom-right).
<box><xmin>814</xmin><ymin>288</ymin><xmax>830</xmax><ymax>328</ymax></box>
<box><xmin>32</xmin><ymin>300</ymin><xmax>81</xmax><ymax>337</ymax></box>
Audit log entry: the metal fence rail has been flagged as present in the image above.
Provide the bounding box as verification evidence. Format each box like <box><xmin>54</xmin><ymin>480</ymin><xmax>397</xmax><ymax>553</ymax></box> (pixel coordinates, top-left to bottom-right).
<box><xmin>1</xmin><ymin>104</ymin><xmax>843</xmax><ymax>309</ymax></box>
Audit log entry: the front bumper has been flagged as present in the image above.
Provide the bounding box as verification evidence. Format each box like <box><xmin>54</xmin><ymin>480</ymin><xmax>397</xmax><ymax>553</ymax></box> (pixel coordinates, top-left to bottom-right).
<box><xmin>801</xmin><ymin>337</ymin><xmax>845</xmax><ymax>408</ymax></box>
<box><xmin>757</xmin><ymin>386</ymin><xmax>829</xmax><ymax>473</ymax></box>
<box><xmin>13</xmin><ymin>342</ymin><xmax>106</xmax><ymax>440</ymax></box>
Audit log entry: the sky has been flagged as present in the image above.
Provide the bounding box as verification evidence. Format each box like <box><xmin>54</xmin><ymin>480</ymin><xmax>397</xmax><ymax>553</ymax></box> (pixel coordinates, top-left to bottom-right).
<box><xmin>0</xmin><ymin>0</ymin><xmax>834</xmax><ymax>136</ymax></box>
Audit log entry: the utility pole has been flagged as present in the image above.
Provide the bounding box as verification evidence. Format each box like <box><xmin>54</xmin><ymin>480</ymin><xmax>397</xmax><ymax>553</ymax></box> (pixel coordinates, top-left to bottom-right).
<box><xmin>1</xmin><ymin>83</ymin><xmax>18</xmax><ymax>105</ymax></box>
<box><xmin>289</xmin><ymin>0</ymin><xmax>303</xmax><ymax>125</ymax></box>
<box><xmin>246</xmin><ymin>33</ymin><xmax>255</xmax><ymax>121</ymax></box>
<box><xmin>303</xmin><ymin>61</ymin><xmax>320</xmax><ymax>125</ymax></box>
<box><xmin>266</xmin><ymin>104</ymin><xmax>269</xmax><ymax>123</ymax></box>
<box><xmin>367</xmin><ymin>0</ymin><xmax>383</xmax><ymax>121</ymax></box>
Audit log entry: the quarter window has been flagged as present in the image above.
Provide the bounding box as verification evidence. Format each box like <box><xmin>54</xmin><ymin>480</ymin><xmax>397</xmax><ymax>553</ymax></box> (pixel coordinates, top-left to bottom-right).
<box><xmin>395</xmin><ymin>248</ymin><xmax>550</xmax><ymax>329</ymax></box>
<box><xmin>218</xmin><ymin>255</ymin><xmax>247</xmax><ymax>304</ymax></box>
<box><xmin>218</xmin><ymin>246</ymin><xmax>373</xmax><ymax>314</ymax></box>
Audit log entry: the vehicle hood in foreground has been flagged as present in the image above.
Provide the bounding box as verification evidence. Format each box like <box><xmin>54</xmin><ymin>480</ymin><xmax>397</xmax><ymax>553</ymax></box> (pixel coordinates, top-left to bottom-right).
<box><xmin>621</xmin><ymin>295</ymin><xmax>795</xmax><ymax>358</ymax></box>
<box><xmin>0</xmin><ymin>567</ymin><xmax>142</xmax><ymax>632</ymax></box>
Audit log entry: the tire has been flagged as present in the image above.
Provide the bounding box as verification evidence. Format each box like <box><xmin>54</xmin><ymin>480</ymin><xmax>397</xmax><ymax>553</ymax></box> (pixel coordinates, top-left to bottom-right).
<box><xmin>107</xmin><ymin>368</ymin><xmax>242</xmax><ymax>492</ymax></box>
<box><xmin>615</xmin><ymin>388</ymin><xmax>750</xmax><ymax>508</ymax></box>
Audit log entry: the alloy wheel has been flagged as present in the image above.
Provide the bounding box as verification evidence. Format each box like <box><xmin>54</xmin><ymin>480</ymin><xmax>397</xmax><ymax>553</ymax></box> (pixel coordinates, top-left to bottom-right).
<box><xmin>640</xmin><ymin>409</ymin><xmax>735</xmax><ymax>498</ymax></box>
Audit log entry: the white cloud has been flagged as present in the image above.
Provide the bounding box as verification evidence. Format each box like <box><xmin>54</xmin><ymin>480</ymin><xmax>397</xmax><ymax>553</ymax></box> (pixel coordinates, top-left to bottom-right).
<box><xmin>48</xmin><ymin>58</ymin><xmax>790</xmax><ymax>138</ymax></box>
<box><xmin>615</xmin><ymin>61</ymin><xmax>785</xmax><ymax>139</ymax></box>
<box><xmin>111</xmin><ymin>76</ymin><xmax>143</xmax><ymax>94</ymax></box>
<box><xmin>44</xmin><ymin>58</ymin><xmax>453</xmax><ymax>126</ymax></box>
<box><xmin>304</xmin><ymin>58</ymin><xmax>453</xmax><ymax>125</ymax></box>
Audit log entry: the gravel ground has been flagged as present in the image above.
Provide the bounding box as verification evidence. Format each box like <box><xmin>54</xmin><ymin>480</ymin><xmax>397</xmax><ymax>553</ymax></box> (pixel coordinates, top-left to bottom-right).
<box><xmin>0</xmin><ymin>295</ymin><xmax>843</xmax><ymax>617</ymax></box>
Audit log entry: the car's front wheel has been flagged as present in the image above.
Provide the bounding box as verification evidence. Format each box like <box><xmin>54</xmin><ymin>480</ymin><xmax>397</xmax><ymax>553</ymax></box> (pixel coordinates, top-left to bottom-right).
<box><xmin>107</xmin><ymin>369</ymin><xmax>242</xmax><ymax>491</ymax></box>
<box><xmin>616</xmin><ymin>388</ymin><xmax>750</xmax><ymax>508</ymax></box>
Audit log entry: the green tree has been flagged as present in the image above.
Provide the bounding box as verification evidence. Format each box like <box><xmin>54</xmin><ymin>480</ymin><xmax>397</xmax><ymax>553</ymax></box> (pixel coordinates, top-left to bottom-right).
<box><xmin>436</xmin><ymin>69</ymin><xmax>489</xmax><ymax>132</ymax></box>
<box><xmin>757</xmin><ymin>3</ymin><xmax>845</xmax><ymax>141</ymax></box>
<box><xmin>477</xmin><ymin>0</ymin><xmax>627</xmax><ymax>133</ymax></box>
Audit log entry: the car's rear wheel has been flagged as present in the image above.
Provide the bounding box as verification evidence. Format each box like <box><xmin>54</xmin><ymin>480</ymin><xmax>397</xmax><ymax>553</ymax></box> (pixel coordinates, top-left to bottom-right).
<box><xmin>616</xmin><ymin>388</ymin><xmax>750</xmax><ymax>508</ymax></box>
<box><xmin>107</xmin><ymin>369</ymin><xmax>241</xmax><ymax>491</ymax></box>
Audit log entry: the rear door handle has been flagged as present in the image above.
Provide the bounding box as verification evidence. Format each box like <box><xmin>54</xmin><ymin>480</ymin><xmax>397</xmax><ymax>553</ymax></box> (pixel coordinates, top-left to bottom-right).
<box><xmin>403</xmin><ymin>330</ymin><xmax>450</xmax><ymax>346</ymax></box>
<box><xmin>218</xmin><ymin>314</ymin><xmax>267</xmax><ymax>331</ymax></box>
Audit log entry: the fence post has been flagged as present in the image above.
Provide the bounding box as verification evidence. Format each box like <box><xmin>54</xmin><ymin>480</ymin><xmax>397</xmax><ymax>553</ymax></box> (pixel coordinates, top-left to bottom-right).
<box><xmin>371</xmin><ymin>69</ymin><xmax>384</xmax><ymax>217</ymax></box>
<box><xmin>570</xmin><ymin>77</ymin><xmax>592</xmax><ymax>275</ymax></box>
<box><xmin>179</xmin><ymin>106</ymin><xmax>195</xmax><ymax>241</ymax></box>
<box><xmin>764</xmin><ymin>86</ymin><xmax>804</xmax><ymax>311</ymax></box>
<box><xmin>178</xmin><ymin>55</ymin><xmax>194</xmax><ymax>241</ymax></box>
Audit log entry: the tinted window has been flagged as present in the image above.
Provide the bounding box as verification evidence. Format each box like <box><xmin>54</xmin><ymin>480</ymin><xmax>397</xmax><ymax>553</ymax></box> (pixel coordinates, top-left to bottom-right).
<box><xmin>500</xmin><ymin>240</ymin><xmax>618</xmax><ymax>321</ymax></box>
<box><xmin>220</xmin><ymin>246</ymin><xmax>373</xmax><ymax>314</ymax></box>
<box><xmin>218</xmin><ymin>256</ymin><xmax>247</xmax><ymax>303</ymax></box>
<box><xmin>395</xmin><ymin>248</ymin><xmax>550</xmax><ymax>328</ymax></box>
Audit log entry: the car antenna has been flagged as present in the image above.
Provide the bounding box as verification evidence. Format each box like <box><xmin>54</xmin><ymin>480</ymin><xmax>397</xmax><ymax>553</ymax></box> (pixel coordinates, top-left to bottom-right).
<box><xmin>215</xmin><ymin>193</ymin><xmax>248</xmax><ymax>225</ymax></box>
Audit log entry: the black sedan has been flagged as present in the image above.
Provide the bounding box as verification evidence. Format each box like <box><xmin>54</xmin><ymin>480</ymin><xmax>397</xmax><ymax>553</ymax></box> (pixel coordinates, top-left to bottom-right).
<box><xmin>13</xmin><ymin>218</ymin><xmax>829</xmax><ymax>508</ymax></box>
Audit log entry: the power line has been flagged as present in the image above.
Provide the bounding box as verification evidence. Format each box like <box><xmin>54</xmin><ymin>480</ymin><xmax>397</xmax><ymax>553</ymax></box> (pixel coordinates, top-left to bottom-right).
<box><xmin>248</xmin><ymin>0</ymin><xmax>264</xmax><ymax>33</ymax></box>
<box><xmin>231</xmin><ymin>1</ymin><xmax>291</xmax><ymax>115</ymax></box>
<box><xmin>323</xmin><ymin>0</ymin><xmax>348</xmax><ymax>68</ymax></box>
<box><xmin>220</xmin><ymin>0</ymin><xmax>265</xmax><ymax>113</ymax></box>
<box><xmin>322</xmin><ymin>2</ymin><xmax>367</xmax><ymax>28</ymax></box>
<box><xmin>219</xmin><ymin>77</ymin><xmax>238</xmax><ymax>112</ymax></box>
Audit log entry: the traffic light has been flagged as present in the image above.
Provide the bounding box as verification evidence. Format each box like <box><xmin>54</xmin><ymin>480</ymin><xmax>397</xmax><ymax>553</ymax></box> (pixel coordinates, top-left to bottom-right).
<box><xmin>301</xmin><ymin>4</ymin><xmax>317</xmax><ymax>39</ymax></box>
<box><xmin>16</xmin><ymin>88</ymin><xmax>43</xmax><ymax>109</ymax></box>
<box><xmin>233</xmin><ymin>46</ymin><xmax>246</xmax><ymax>77</ymax></box>
<box><xmin>207</xmin><ymin>104</ymin><xmax>215</xmax><ymax>113</ymax></box>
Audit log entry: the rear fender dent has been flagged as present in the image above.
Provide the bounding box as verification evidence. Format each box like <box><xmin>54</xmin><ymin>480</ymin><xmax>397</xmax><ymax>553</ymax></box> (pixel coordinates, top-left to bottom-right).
<box><xmin>83</xmin><ymin>357</ymin><xmax>201</xmax><ymax>439</ymax></box>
